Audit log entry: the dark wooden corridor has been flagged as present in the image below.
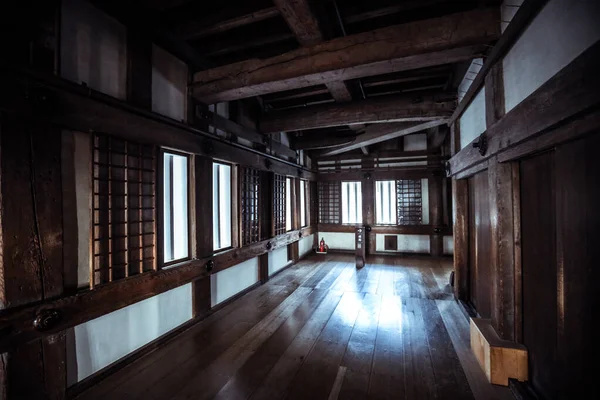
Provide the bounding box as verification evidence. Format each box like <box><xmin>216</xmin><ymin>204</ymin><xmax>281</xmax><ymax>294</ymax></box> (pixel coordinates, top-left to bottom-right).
<box><xmin>78</xmin><ymin>255</ymin><xmax>512</xmax><ymax>400</ymax></box>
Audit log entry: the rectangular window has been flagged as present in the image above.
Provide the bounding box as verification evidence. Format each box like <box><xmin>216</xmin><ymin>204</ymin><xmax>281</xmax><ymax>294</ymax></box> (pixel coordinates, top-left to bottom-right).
<box><xmin>300</xmin><ymin>180</ymin><xmax>307</xmax><ymax>227</ymax></box>
<box><xmin>397</xmin><ymin>179</ymin><xmax>422</xmax><ymax>225</ymax></box>
<box><xmin>93</xmin><ymin>134</ymin><xmax>157</xmax><ymax>286</ymax></box>
<box><xmin>285</xmin><ymin>177</ymin><xmax>292</xmax><ymax>231</ymax></box>
<box><xmin>163</xmin><ymin>152</ymin><xmax>189</xmax><ymax>263</ymax></box>
<box><xmin>241</xmin><ymin>167</ymin><xmax>260</xmax><ymax>245</ymax></box>
<box><xmin>273</xmin><ymin>174</ymin><xmax>286</xmax><ymax>236</ymax></box>
<box><xmin>318</xmin><ymin>181</ymin><xmax>340</xmax><ymax>224</ymax></box>
<box><xmin>376</xmin><ymin>180</ymin><xmax>397</xmax><ymax>225</ymax></box>
<box><xmin>341</xmin><ymin>181</ymin><xmax>362</xmax><ymax>224</ymax></box>
<box><xmin>213</xmin><ymin>162</ymin><xmax>232</xmax><ymax>250</ymax></box>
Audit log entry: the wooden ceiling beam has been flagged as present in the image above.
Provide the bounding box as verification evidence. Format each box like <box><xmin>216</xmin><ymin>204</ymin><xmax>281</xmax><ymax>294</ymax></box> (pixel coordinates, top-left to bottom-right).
<box><xmin>273</xmin><ymin>0</ymin><xmax>353</xmax><ymax>102</ymax></box>
<box><xmin>175</xmin><ymin>7</ymin><xmax>280</xmax><ymax>40</ymax></box>
<box><xmin>323</xmin><ymin>120</ymin><xmax>448</xmax><ymax>155</ymax></box>
<box><xmin>191</xmin><ymin>8</ymin><xmax>499</xmax><ymax>103</ymax></box>
<box><xmin>260</xmin><ymin>93</ymin><xmax>454</xmax><ymax>133</ymax></box>
<box><xmin>343</xmin><ymin>0</ymin><xmax>448</xmax><ymax>24</ymax></box>
<box><xmin>292</xmin><ymin>135</ymin><xmax>357</xmax><ymax>150</ymax></box>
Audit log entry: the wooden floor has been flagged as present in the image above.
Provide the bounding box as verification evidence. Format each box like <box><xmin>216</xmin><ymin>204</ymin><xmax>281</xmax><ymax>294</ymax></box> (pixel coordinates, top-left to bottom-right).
<box><xmin>79</xmin><ymin>254</ymin><xmax>513</xmax><ymax>400</ymax></box>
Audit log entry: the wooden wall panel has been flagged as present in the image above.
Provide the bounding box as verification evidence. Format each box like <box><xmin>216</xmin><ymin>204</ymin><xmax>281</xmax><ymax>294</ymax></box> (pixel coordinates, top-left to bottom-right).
<box><xmin>468</xmin><ymin>170</ymin><xmax>491</xmax><ymax>318</ymax></box>
<box><xmin>520</xmin><ymin>130</ymin><xmax>600</xmax><ymax>399</ymax></box>
<box><xmin>520</xmin><ymin>149</ymin><xmax>557</xmax><ymax>399</ymax></box>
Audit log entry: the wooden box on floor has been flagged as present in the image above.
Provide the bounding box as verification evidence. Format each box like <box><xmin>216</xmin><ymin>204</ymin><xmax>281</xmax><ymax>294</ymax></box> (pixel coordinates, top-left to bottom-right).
<box><xmin>470</xmin><ymin>318</ymin><xmax>528</xmax><ymax>386</ymax></box>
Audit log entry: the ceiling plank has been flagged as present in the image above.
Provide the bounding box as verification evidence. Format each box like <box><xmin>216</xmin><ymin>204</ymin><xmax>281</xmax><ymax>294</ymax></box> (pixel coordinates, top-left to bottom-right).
<box><xmin>272</xmin><ymin>0</ymin><xmax>323</xmax><ymax>46</ymax></box>
<box><xmin>176</xmin><ymin>7</ymin><xmax>280</xmax><ymax>40</ymax></box>
<box><xmin>343</xmin><ymin>0</ymin><xmax>448</xmax><ymax>24</ymax></box>
<box><xmin>191</xmin><ymin>8</ymin><xmax>499</xmax><ymax>103</ymax></box>
<box><xmin>323</xmin><ymin>120</ymin><xmax>448</xmax><ymax>155</ymax></box>
<box><xmin>260</xmin><ymin>94</ymin><xmax>454</xmax><ymax>133</ymax></box>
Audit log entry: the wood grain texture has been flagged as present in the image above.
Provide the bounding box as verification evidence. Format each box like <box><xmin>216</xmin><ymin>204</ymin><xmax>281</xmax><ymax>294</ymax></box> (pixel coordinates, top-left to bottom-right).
<box><xmin>192</xmin><ymin>9</ymin><xmax>499</xmax><ymax>103</ymax></box>
<box><xmin>452</xmin><ymin>179</ymin><xmax>469</xmax><ymax>301</ymax></box>
<box><xmin>74</xmin><ymin>255</ymin><xmax>500</xmax><ymax>400</ymax></box>
<box><xmin>261</xmin><ymin>96</ymin><xmax>452</xmax><ymax>134</ymax></box>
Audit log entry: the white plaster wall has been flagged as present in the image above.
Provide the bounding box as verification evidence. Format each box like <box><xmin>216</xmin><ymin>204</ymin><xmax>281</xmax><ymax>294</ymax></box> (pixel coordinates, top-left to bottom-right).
<box><xmin>458</xmin><ymin>58</ymin><xmax>484</xmax><ymax>102</ymax></box>
<box><xmin>459</xmin><ymin>87</ymin><xmax>486</xmax><ymax>150</ymax></box>
<box><xmin>61</xmin><ymin>0</ymin><xmax>127</xmax><ymax>99</ymax></box>
<box><xmin>268</xmin><ymin>246</ymin><xmax>291</xmax><ymax>276</ymax></box>
<box><xmin>211</xmin><ymin>257</ymin><xmax>259</xmax><ymax>307</ymax></box>
<box><xmin>299</xmin><ymin>234</ymin><xmax>315</xmax><ymax>258</ymax></box>
<box><xmin>403</xmin><ymin>133</ymin><xmax>427</xmax><ymax>151</ymax></box>
<box><xmin>319</xmin><ymin>232</ymin><xmax>355</xmax><ymax>250</ymax></box>
<box><xmin>70</xmin><ymin>284</ymin><xmax>192</xmax><ymax>383</ymax></box>
<box><xmin>503</xmin><ymin>0</ymin><xmax>600</xmax><ymax>113</ymax></box>
<box><xmin>375</xmin><ymin>234</ymin><xmax>431</xmax><ymax>254</ymax></box>
<box><xmin>421</xmin><ymin>178</ymin><xmax>430</xmax><ymax>225</ymax></box>
<box><xmin>443</xmin><ymin>236</ymin><xmax>454</xmax><ymax>255</ymax></box>
<box><xmin>152</xmin><ymin>45</ymin><xmax>188</xmax><ymax>121</ymax></box>
<box><xmin>73</xmin><ymin>132</ymin><xmax>92</xmax><ymax>287</ymax></box>
<box><xmin>501</xmin><ymin>0</ymin><xmax>525</xmax><ymax>33</ymax></box>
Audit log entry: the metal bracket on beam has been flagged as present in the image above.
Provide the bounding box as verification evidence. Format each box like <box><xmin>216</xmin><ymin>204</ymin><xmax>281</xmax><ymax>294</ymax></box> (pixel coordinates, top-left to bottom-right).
<box><xmin>472</xmin><ymin>133</ymin><xmax>488</xmax><ymax>156</ymax></box>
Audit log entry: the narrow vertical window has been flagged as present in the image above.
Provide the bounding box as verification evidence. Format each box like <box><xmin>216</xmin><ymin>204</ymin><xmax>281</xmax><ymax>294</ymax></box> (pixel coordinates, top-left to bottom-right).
<box><xmin>376</xmin><ymin>180</ymin><xmax>397</xmax><ymax>225</ymax></box>
<box><xmin>213</xmin><ymin>162</ymin><xmax>232</xmax><ymax>250</ymax></box>
<box><xmin>300</xmin><ymin>180</ymin><xmax>307</xmax><ymax>227</ymax></box>
<box><xmin>341</xmin><ymin>181</ymin><xmax>362</xmax><ymax>224</ymax></box>
<box><xmin>163</xmin><ymin>152</ymin><xmax>189</xmax><ymax>263</ymax></box>
<box><xmin>285</xmin><ymin>177</ymin><xmax>292</xmax><ymax>231</ymax></box>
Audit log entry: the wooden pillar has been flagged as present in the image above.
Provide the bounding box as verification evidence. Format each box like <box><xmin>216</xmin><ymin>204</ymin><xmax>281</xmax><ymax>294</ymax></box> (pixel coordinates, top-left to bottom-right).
<box><xmin>258</xmin><ymin>253</ymin><xmax>269</xmax><ymax>283</ymax></box>
<box><xmin>193</xmin><ymin>156</ymin><xmax>213</xmax><ymax>318</ymax></box>
<box><xmin>0</xmin><ymin>117</ymin><xmax>66</xmax><ymax>399</ymax></box>
<box><xmin>361</xmin><ymin>158</ymin><xmax>375</xmax><ymax>255</ymax></box>
<box><xmin>452</xmin><ymin>178</ymin><xmax>469</xmax><ymax>301</ymax></box>
<box><xmin>288</xmin><ymin>178</ymin><xmax>300</xmax><ymax>263</ymax></box>
<box><xmin>429</xmin><ymin>166</ymin><xmax>444</xmax><ymax>257</ymax></box>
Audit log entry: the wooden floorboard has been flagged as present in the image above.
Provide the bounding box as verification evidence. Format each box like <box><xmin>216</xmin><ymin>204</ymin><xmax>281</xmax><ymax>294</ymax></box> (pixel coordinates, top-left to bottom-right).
<box><xmin>78</xmin><ymin>254</ymin><xmax>512</xmax><ymax>400</ymax></box>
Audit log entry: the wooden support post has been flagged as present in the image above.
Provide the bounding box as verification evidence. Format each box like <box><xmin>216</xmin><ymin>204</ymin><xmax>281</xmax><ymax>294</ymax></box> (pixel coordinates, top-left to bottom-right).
<box><xmin>0</xmin><ymin>118</ymin><xmax>66</xmax><ymax>399</ymax></box>
<box><xmin>361</xmin><ymin>158</ymin><xmax>375</xmax><ymax>255</ymax></box>
<box><xmin>429</xmin><ymin>174</ymin><xmax>444</xmax><ymax>257</ymax></box>
<box><xmin>452</xmin><ymin>178</ymin><xmax>469</xmax><ymax>301</ymax></box>
<box><xmin>488</xmin><ymin>157</ymin><xmax>519</xmax><ymax>341</ymax></box>
<box><xmin>258</xmin><ymin>253</ymin><xmax>269</xmax><ymax>284</ymax></box>
<box><xmin>193</xmin><ymin>156</ymin><xmax>213</xmax><ymax>318</ymax></box>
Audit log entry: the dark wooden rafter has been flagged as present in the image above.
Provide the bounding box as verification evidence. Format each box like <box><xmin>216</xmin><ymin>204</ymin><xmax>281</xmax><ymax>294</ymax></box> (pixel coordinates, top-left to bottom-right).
<box><xmin>323</xmin><ymin>120</ymin><xmax>448</xmax><ymax>156</ymax></box>
<box><xmin>260</xmin><ymin>93</ymin><xmax>454</xmax><ymax>133</ymax></box>
<box><xmin>273</xmin><ymin>0</ymin><xmax>354</xmax><ymax>103</ymax></box>
<box><xmin>191</xmin><ymin>8</ymin><xmax>500</xmax><ymax>103</ymax></box>
<box><xmin>292</xmin><ymin>134</ymin><xmax>356</xmax><ymax>150</ymax></box>
<box><xmin>343</xmin><ymin>0</ymin><xmax>449</xmax><ymax>24</ymax></box>
<box><xmin>175</xmin><ymin>7</ymin><xmax>280</xmax><ymax>40</ymax></box>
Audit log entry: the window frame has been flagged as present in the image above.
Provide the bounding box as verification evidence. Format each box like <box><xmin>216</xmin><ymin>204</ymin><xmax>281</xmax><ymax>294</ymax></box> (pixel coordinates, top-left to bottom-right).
<box><xmin>300</xmin><ymin>179</ymin><xmax>308</xmax><ymax>228</ymax></box>
<box><xmin>375</xmin><ymin>180</ymin><xmax>398</xmax><ymax>226</ymax></box>
<box><xmin>285</xmin><ymin>176</ymin><xmax>293</xmax><ymax>232</ymax></box>
<box><xmin>212</xmin><ymin>161</ymin><xmax>234</xmax><ymax>252</ymax></box>
<box><xmin>159</xmin><ymin>149</ymin><xmax>192</xmax><ymax>267</ymax></box>
<box><xmin>341</xmin><ymin>180</ymin><xmax>363</xmax><ymax>225</ymax></box>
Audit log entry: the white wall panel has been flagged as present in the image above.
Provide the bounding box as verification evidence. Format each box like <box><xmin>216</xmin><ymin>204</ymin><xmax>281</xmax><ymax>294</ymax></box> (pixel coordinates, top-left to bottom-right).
<box><xmin>268</xmin><ymin>246</ymin><xmax>291</xmax><ymax>276</ymax></box>
<box><xmin>403</xmin><ymin>133</ymin><xmax>427</xmax><ymax>151</ymax></box>
<box><xmin>61</xmin><ymin>0</ymin><xmax>127</xmax><ymax>99</ymax></box>
<box><xmin>319</xmin><ymin>232</ymin><xmax>355</xmax><ymax>250</ymax></box>
<box><xmin>375</xmin><ymin>234</ymin><xmax>431</xmax><ymax>254</ymax></box>
<box><xmin>210</xmin><ymin>258</ymin><xmax>259</xmax><ymax>307</ymax></box>
<box><xmin>443</xmin><ymin>235</ymin><xmax>454</xmax><ymax>255</ymax></box>
<box><xmin>152</xmin><ymin>45</ymin><xmax>188</xmax><ymax>121</ymax></box>
<box><xmin>70</xmin><ymin>284</ymin><xmax>192</xmax><ymax>383</ymax></box>
<box><xmin>299</xmin><ymin>234</ymin><xmax>315</xmax><ymax>258</ymax></box>
<box><xmin>503</xmin><ymin>0</ymin><xmax>600</xmax><ymax>112</ymax></box>
<box><xmin>459</xmin><ymin>88</ymin><xmax>486</xmax><ymax>150</ymax></box>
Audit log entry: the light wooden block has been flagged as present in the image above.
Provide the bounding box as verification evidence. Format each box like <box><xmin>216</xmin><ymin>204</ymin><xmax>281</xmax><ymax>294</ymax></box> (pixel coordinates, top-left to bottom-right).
<box><xmin>470</xmin><ymin>318</ymin><xmax>528</xmax><ymax>386</ymax></box>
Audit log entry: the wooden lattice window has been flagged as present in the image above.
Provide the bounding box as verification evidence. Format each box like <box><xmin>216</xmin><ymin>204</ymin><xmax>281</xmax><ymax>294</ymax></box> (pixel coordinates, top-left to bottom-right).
<box><xmin>93</xmin><ymin>134</ymin><xmax>157</xmax><ymax>287</ymax></box>
<box><xmin>273</xmin><ymin>173</ymin><xmax>286</xmax><ymax>236</ymax></box>
<box><xmin>318</xmin><ymin>181</ymin><xmax>340</xmax><ymax>224</ymax></box>
<box><xmin>396</xmin><ymin>179</ymin><xmax>422</xmax><ymax>225</ymax></box>
<box><xmin>241</xmin><ymin>167</ymin><xmax>260</xmax><ymax>245</ymax></box>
